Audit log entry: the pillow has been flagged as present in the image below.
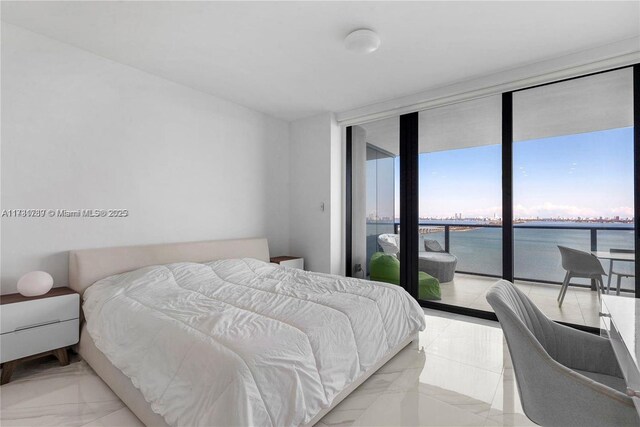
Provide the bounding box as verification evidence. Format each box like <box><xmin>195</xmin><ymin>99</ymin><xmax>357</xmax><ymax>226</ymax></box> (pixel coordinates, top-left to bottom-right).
<box><xmin>377</xmin><ymin>234</ymin><xmax>400</xmax><ymax>255</ymax></box>
<box><xmin>424</xmin><ymin>239</ymin><xmax>445</xmax><ymax>253</ymax></box>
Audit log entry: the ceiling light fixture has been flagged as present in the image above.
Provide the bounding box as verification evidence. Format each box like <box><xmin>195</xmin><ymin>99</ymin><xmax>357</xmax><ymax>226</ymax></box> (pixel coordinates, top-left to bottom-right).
<box><xmin>344</xmin><ymin>29</ymin><xmax>380</xmax><ymax>54</ymax></box>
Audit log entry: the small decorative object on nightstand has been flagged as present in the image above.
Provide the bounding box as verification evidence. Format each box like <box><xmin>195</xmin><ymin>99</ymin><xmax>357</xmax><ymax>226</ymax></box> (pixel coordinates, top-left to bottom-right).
<box><xmin>0</xmin><ymin>287</ymin><xmax>79</xmax><ymax>384</ymax></box>
<box><xmin>270</xmin><ymin>256</ymin><xmax>304</xmax><ymax>270</ymax></box>
<box><xmin>17</xmin><ymin>271</ymin><xmax>54</xmax><ymax>297</ymax></box>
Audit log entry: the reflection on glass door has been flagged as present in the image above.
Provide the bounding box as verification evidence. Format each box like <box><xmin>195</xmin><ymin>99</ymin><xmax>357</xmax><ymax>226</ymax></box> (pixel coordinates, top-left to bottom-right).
<box><xmin>350</xmin><ymin>117</ymin><xmax>399</xmax><ymax>281</ymax></box>
<box><xmin>365</xmin><ymin>145</ymin><xmax>397</xmax><ymax>275</ymax></box>
<box><xmin>512</xmin><ymin>68</ymin><xmax>635</xmax><ymax>328</ymax></box>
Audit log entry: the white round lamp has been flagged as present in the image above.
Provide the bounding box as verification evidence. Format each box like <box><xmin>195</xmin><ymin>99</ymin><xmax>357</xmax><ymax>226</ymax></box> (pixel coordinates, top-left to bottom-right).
<box><xmin>17</xmin><ymin>271</ymin><xmax>54</xmax><ymax>297</ymax></box>
<box><xmin>344</xmin><ymin>29</ymin><xmax>381</xmax><ymax>54</ymax></box>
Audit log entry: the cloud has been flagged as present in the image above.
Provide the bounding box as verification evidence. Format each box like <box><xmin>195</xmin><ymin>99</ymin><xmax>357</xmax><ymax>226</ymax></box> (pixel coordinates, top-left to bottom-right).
<box><xmin>609</xmin><ymin>206</ymin><xmax>634</xmax><ymax>216</ymax></box>
<box><xmin>463</xmin><ymin>206</ymin><xmax>502</xmax><ymax>217</ymax></box>
<box><xmin>514</xmin><ymin>202</ymin><xmax>596</xmax><ymax>217</ymax></box>
<box><xmin>514</xmin><ymin>202</ymin><xmax>633</xmax><ymax>218</ymax></box>
<box><xmin>419</xmin><ymin>203</ymin><xmax>633</xmax><ymax>219</ymax></box>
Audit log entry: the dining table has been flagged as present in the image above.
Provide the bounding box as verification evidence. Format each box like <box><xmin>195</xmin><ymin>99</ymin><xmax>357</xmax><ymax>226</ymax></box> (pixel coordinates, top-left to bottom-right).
<box><xmin>591</xmin><ymin>250</ymin><xmax>635</xmax><ymax>294</ymax></box>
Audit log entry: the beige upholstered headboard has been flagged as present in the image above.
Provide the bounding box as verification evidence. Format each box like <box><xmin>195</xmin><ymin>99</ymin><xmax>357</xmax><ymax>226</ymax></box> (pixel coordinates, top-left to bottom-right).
<box><xmin>68</xmin><ymin>237</ymin><xmax>270</xmax><ymax>295</ymax></box>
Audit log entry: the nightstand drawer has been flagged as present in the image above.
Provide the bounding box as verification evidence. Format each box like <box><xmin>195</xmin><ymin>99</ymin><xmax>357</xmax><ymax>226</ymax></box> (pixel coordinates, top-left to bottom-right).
<box><xmin>0</xmin><ymin>293</ymin><xmax>79</xmax><ymax>334</ymax></box>
<box><xmin>280</xmin><ymin>258</ymin><xmax>304</xmax><ymax>269</ymax></box>
<box><xmin>1</xmin><ymin>318</ymin><xmax>79</xmax><ymax>363</ymax></box>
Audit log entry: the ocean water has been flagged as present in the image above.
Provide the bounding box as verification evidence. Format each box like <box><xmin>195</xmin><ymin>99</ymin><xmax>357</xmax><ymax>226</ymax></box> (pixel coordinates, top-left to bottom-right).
<box><xmin>366</xmin><ymin>221</ymin><xmax>635</xmax><ymax>291</ymax></box>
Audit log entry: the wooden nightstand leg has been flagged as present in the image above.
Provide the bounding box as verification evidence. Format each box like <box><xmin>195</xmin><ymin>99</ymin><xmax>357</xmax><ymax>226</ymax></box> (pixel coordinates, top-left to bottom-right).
<box><xmin>1</xmin><ymin>360</ymin><xmax>18</xmax><ymax>385</ymax></box>
<box><xmin>52</xmin><ymin>348</ymin><xmax>69</xmax><ymax>366</ymax></box>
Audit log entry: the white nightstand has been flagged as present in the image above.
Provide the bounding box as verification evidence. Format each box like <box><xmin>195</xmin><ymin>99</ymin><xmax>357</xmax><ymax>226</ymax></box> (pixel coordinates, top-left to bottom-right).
<box><xmin>270</xmin><ymin>256</ymin><xmax>305</xmax><ymax>270</ymax></box>
<box><xmin>0</xmin><ymin>287</ymin><xmax>80</xmax><ymax>384</ymax></box>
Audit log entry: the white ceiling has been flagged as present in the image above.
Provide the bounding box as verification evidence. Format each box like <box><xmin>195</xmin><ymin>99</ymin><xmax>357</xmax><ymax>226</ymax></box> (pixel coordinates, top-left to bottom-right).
<box><xmin>2</xmin><ymin>1</ymin><xmax>639</xmax><ymax>122</ymax></box>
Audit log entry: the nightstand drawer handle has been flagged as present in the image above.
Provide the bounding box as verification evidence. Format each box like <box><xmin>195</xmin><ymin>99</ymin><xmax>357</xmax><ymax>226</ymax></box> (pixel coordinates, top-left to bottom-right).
<box><xmin>14</xmin><ymin>319</ymin><xmax>61</xmax><ymax>332</ymax></box>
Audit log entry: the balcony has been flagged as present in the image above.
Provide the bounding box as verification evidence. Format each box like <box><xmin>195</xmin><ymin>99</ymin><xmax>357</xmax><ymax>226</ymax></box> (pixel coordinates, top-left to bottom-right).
<box><xmin>371</xmin><ymin>221</ymin><xmax>635</xmax><ymax>328</ymax></box>
<box><xmin>436</xmin><ymin>273</ymin><xmax>608</xmax><ymax>328</ymax></box>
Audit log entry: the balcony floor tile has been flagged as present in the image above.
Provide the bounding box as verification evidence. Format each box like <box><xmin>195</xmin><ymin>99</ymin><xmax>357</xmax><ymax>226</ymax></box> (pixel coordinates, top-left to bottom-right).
<box><xmin>431</xmin><ymin>273</ymin><xmax>633</xmax><ymax>329</ymax></box>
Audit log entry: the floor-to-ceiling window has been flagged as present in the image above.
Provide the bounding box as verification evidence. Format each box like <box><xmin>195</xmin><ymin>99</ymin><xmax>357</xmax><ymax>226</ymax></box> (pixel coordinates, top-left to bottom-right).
<box><xmin>346</xmin><ymin>65</ymin><xmax>638</xmax><ymax>330</ymax></box>
<box><xmin>511</xmin><ymin>68</ymin><xmax>635</xmax><ymax>327</ymax></box>
<box><xmin>417</xmin><ymin>96</ymin><xmax>503</xmax><ymax>310</ymax></box>
<box><xmin>348</xmin><ymin>117</ymin><xmax>400</xmax><ymax>281</ymax></box>
<box><xmin>365</xmin><ymin>144</ymin><xmax>397</xmax><ymax>275</ymax></box>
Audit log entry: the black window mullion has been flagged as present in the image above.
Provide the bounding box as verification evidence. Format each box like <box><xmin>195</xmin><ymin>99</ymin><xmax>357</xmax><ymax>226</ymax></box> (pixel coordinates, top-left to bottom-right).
<box><xmin>633</xmin><ymin>65</ymin><xmax>640</xmax><ymax>298</ymax></box>
<box><xmin>502</xmin><ymin>92</ymin><xmax>514</xmax><ymax>282</ymax></box>
<box><xmin>399</xmin><ymin>112</ymin><xmax>419</xmax><ymax>298</ymax></box>
<box><xmin>345</xmin><ymin>126</ymin><xmax>353</xmax><ymax>277</ymax></box>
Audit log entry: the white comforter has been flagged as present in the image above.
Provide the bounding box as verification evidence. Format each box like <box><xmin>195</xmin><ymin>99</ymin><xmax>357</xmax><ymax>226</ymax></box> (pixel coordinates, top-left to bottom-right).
<box><xmin>83</xmin><ymin>258</ymin><xmax>425</xmax><ymax>427</ymax></box>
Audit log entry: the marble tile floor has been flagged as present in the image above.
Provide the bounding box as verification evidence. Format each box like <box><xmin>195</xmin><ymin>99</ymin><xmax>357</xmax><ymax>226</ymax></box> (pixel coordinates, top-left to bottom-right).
<box><xmin>1</xmin><ymin>309</ymin><xmax>536</xmax><ymax>427</ymax></box>
<box><xmin>434</xmin><ymin>273</ymin><xmax>634</xmax><ymax>329</ymax></box>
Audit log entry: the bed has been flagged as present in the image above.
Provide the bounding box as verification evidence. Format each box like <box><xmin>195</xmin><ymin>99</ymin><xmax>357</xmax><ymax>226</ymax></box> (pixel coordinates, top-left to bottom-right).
<box><xmin>69</xmin><ymin>238</ymin><xmax>425</xmax><ymax>426</ymax></box>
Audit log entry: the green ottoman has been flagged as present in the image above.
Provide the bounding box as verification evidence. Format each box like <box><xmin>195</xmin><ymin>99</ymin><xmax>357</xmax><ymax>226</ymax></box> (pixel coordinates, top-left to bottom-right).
<box><xmin>370</xmin><ymin>251</ymin><xmax>401</xmax><ymax>285</ymax></box>
<box><xmin>418</xmin><ymin>271</ymin><xmax>441</xmax><ymax>301</ymax></box>
<box><xmin>369</xmin><ymin>252</ymin><xmax>441</xmax><ymax>300</ymax></box>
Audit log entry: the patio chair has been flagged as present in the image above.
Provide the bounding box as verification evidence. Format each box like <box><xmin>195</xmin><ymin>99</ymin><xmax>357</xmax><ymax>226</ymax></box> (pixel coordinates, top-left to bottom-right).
<box><xmin>607</xmin><ymin>248</ymin><xmax>635</xmax><ymax>296</ymax></box>
<box><xmin>486</xmin><ymin>280</ymin><xmax>638</xmax><ymax>427</ymax></box>
<box><xmin>377</xmin><ymin>233</ymin><xmax>400</xmax><ymax>256</ymax></box>
<box><xmin>418</xmin><ymin>239</ymin><xmax>458</xmax><ymax>283</ymax></box>
<box><xmin>557</xmin><ymin>246</ymin><xmax>606</xmax><ymax>307</ymax></box>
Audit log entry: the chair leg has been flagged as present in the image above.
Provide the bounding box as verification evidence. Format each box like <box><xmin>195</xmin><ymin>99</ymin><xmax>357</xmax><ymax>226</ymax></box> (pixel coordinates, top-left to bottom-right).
<box><xmin>558</xmin><ymin>272</ymin><xmax>569</xmax><ymax>301</ymax></box>
<box><xmin>558</xmin><ymin>272</ymin><xmax>568</xmax><ymax>302</ymax></box>
<box><xmin>559</xmin><ymin>283</ymin><xmax>569</xmax><ymax>307</ymax></box>
<box><xmin>1</xmin><ymin>360</ymin><xmax>17</xmax><ymax>385</ymax></box>
<box><xmin>607</xmin><ymin>259</ymin><xmax>613</xmax><ymax>294</ymax></box>
<box><xmin>616</xmin><ymin>274</ymin><xmax>622</xmax><ymax>296</ymax></box>
<box><xmin>558</xmin><ymin>273</ymin><xmax>571</xmax><ymax>307</ymax></box>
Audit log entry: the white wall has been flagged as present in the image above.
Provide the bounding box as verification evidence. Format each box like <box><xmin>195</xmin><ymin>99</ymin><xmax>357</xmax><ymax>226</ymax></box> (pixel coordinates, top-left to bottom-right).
<box><xmin>328</xmin><ymin>114</ymin><xmax>342</xmax><ymax>276</ymax></box>
<box><xmin>1</xmin><ymin>24</ymin><xmax>291</xmax><ymax>293</ymax></box>
<box><xmin>289</xmin><ymin>113</ymin><xmax>342</xmax><ymax>275</ymax></box>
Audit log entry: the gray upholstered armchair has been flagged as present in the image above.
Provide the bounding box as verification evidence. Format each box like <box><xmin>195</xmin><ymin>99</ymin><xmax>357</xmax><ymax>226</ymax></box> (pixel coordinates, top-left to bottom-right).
<box><xmin>419</xmin><ymin>239</ymin><xmax>457</xmax><ymax>282</ymax></box>
<box><xmin>487</xmin><ymin>280</ymin><xmax>639</xmax><ymax>427</ymax></box>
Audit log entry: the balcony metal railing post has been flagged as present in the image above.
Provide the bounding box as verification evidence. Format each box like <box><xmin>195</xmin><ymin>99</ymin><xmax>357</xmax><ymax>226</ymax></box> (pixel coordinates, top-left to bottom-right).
<box><xmin>590</xmin><ymin>228</ymin><xmax>598</xmax><ymax>290</ymax></box>
<box><xmin>444</xmin><ymin>225</ymin><xmax>450</xmax><ymax>253</ymax></box>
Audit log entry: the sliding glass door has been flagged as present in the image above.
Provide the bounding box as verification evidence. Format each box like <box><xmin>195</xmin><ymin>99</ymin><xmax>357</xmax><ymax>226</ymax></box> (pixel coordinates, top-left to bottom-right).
<box><xmin>348</xmin><ymin>116</ymin><xmax>400</xmax><ymax>282</ymax></box>
<box><xmin>512</xmin><ymin>68</ymin><xmax>635</xmax><ymax>328</ymax></box>
<box><xmin>346</xmin><ymin>65</ymin><xmax>639</xmax><ymax>329</ymax></box>
<box><xmin>417</xmin><ymin>96</ymin><xmax>502</xmax><ymax>311</ymax></box>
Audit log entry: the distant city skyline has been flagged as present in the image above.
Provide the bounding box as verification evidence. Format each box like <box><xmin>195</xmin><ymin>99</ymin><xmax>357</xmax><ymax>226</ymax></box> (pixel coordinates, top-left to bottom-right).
<box><xmin>367</xmin><ymin>126</ymin><xmax>634</xmax><ymax>221</ymax></box>
<box><xmin>365</xmin><ymin>213</ymin><xmax>634</xmax><ymax>222</ymax></box>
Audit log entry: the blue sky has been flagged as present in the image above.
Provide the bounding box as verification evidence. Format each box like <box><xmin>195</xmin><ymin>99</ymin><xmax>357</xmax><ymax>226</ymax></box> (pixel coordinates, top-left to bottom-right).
<box><xmin>512</xmin><ymin>127</ymin><xmax>634</xmax><ymax>219</ymax></box>
<box><xmin>372</xmin><ymin>127</ymin><xmax>634</xmax><ymax>219</ymax></box>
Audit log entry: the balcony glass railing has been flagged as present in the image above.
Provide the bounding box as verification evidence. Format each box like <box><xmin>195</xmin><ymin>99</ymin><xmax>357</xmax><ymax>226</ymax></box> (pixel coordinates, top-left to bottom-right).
<box><xmin>381</xmin><ymin>221</ymin><xmax>635</xmax><ymax>292</ymax></box>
